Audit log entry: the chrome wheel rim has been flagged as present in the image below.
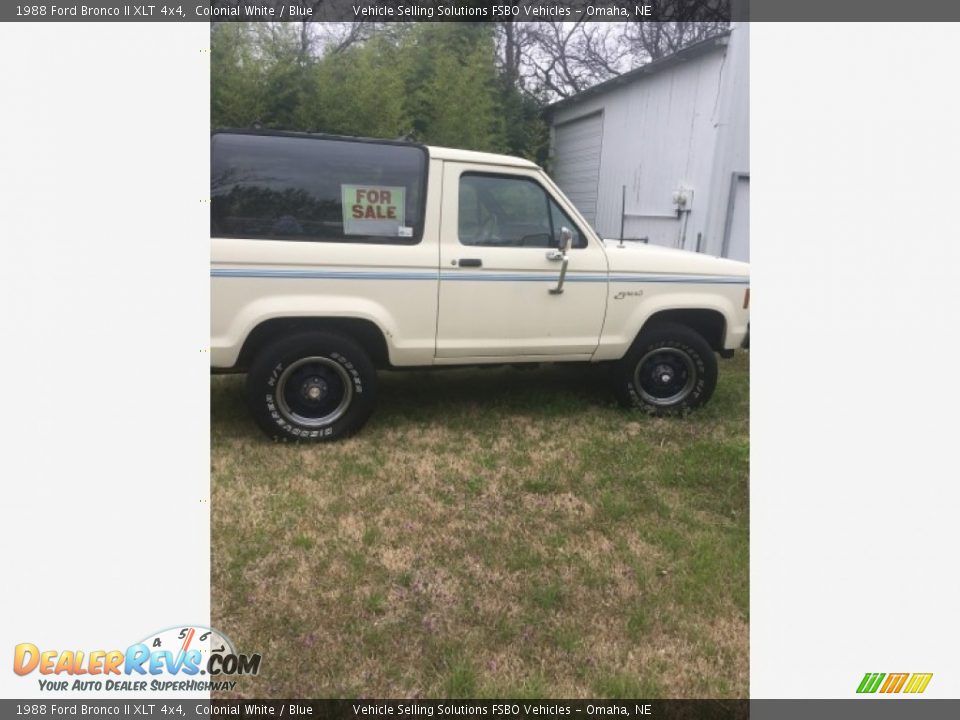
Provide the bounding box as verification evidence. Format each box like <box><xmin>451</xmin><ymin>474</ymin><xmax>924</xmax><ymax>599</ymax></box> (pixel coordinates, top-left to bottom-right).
<box><xmin>275</xmin><ymin>356</ymin><xmax>353</xmax><ymax>427</ymax></box>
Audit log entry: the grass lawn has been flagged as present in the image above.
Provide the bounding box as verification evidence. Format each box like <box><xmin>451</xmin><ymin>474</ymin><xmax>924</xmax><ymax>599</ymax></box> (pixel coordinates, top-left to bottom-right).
<box><xmin>211</xmin><ymin>352</ymin><xmax>749</xmax><ymax>698</ymax></box>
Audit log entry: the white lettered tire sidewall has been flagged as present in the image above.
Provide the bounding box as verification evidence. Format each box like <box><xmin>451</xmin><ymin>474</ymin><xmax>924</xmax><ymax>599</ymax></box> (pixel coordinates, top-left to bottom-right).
<box><xmin>246</xmin><ymin>332</ymin><xmax>377</xmax><ymax>442</ymax></box>
<box><xmin>613</xmin><ymin>322</ymin><xmax>718</xmax><ymax>415</ymax></box>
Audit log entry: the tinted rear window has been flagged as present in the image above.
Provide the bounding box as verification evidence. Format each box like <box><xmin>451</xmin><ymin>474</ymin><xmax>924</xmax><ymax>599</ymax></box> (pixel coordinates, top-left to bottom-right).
<box><xmin>211</xmin><ymin>133</ymin><xmax>427</xmax><ymax>244</ymax></box>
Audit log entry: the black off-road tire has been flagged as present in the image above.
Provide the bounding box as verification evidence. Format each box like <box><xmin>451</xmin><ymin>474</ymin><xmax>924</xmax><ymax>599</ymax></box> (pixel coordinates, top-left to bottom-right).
<box><xmin>245</xmin><ymin>332</ymin><xmax>377</xmax><ymax>442</ymax></box>
<box><xmin>612</xmin><ymin>322</ymin><xmax>718</xmax><ymax>415</ymax></box>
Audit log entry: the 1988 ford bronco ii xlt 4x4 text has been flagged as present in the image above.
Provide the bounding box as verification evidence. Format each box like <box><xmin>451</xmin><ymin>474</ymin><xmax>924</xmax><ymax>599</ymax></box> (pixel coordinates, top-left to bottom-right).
<box><xmin>211</xmin><ymin>130</ymin><xmax>749</xmax><ymax>441</ymax></box>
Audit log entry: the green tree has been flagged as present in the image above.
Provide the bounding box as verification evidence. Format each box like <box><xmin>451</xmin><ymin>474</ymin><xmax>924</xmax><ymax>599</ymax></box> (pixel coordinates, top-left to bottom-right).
<box><xmin>249</xmin><ymin>23</ymin><xmax>312</xmax><ymax>130</ymax></box>
<box><xmin>210</xmin><ymin>23</ymin><xmax>264</xmax><ymax>128</ymax></box>
<box><xmin>297</xmin><ymin>31</ymin><xmax>410</xmax><ymax>138</ymax></box>
<box><xmin>497</xmin><ymin>75</ymin><xmax>550</xmax><ymax>163</ymax></box>
<box><xmin>410</xmin><ymin>24</ymin><xmax>506</xmax><ymax>153</ymax></box>
<box><xmin>210</xmin><ymin>22</ymin><xmax>549</xmax><ymax>161</ymax></box>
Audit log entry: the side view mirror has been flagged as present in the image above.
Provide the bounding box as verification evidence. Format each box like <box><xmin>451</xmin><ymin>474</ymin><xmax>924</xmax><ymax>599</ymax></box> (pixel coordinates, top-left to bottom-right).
<box><xmin>546</xmin><ymin>226</ymin><xmax>574</xmax><ymax>261</ymax></box>
<box><xmin>559</xmin><ymin>226</ymin><xmax>574</xmax><ymax>253</ymax></box>
<box><xmin>549</xmin><ymin>226</ymin><xmax>574</xmax><ymax>295</ymax></box>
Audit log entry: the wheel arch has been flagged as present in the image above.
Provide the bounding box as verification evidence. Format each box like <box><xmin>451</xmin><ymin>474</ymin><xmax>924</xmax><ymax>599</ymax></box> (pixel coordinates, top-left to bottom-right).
<box><xmin>236</xmin><ymin>317</ymin><xmax>391</xmax><ymax>371</ymax></box>
<box><xmin>638</xmin><ymin>308</ymin><xmax>727</xmax><ymax>353</ymax></box>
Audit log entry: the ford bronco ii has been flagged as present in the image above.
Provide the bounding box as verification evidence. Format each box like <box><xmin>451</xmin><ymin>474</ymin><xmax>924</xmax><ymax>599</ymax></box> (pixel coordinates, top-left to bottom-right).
<box><xmin>211</xmin><ymin>130</ymin><xmax>749</xmax><ymax>441</ymax></box>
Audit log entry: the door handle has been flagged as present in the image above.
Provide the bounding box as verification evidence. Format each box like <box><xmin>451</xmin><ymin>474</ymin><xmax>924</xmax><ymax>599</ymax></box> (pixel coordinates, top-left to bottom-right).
<box><xmin>458</xmin><ymin>258</ymin><xmax>482</xmax><ymax>268</ymax></box>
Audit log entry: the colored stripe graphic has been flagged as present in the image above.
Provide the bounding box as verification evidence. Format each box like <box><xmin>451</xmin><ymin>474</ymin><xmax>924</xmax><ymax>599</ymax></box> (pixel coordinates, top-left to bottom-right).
<box><xmin>210</xmin><ymin>268</ymin><xmax>749</xmax><ymax>285</ymax></box>
<box><xmin>856</xmin><ymin>673</ymin><xmax>885</xmax><ymax>693</ymax></box>
<box><xmin>857</xmin><ymin>672</ymin><xmax>933</xmax><ymax>694</ymax></box>
<box><xmin>903</xmin><ymin>673</ymin><xmax>933</xmax><ymax>694</ymax></box>
<box><xmin>879</xmin><ymin>673</ymin><xmax>908</xmax><ymax>693</ymax></box>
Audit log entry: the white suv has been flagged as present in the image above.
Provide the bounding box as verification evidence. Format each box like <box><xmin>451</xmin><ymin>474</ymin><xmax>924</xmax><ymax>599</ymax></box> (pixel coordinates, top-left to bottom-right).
<box><xmin>211</xmin><ymin>130</ymin><xmax>749</xmax><ymax>441</ymax></box>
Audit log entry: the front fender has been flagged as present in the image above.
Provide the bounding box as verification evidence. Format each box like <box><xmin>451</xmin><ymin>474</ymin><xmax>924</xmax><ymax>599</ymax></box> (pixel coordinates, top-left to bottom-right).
<box><xmin>593</xmin><ymin>285</ymin><xmax>749</xmax><ymax>361</ymax></box>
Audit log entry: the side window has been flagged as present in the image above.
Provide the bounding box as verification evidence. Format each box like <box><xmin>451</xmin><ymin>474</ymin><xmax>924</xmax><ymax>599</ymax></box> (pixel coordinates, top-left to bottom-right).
<box><xmin>211</xmin><ymin>133</ymin><xmax>427</xmax><ymax>244</ymax></box>
<box><xmin>458</xmin><ymin>173</ymin><xmax>586</xmax><ymax>248</ymax></box>
<box><xmin>457</xmin><ymin>182</ymin><xmax>485</xmax><ymax>240</ymax></box>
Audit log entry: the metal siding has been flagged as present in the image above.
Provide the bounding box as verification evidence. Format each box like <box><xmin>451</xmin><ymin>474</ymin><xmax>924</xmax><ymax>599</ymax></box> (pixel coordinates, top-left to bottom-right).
<box><xmin>702</xmin><ymin>23</ymin><xmax>750</xmax><ymax>257</ymax></box>
<box><xmin>724</xmin><ymin>176</ymin><xmax>750</xmax><ymax>262</ymax></box>
<box><xmin>551</xmin><ymin>113</ymin><xmax>603</xmax><ymax>226</ymax></box>
<box><xmin>549</xmin><ymin>24</ymin><xmax>748</xmax><ymax>259</ymax></box>
<box><xmin>551</xmin><ymin>51</ymin><xmax>726</xmax><ymax>243</ymax></box>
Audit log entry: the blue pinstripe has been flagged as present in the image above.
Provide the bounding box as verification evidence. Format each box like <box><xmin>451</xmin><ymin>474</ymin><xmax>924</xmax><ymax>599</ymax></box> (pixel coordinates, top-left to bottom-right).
<box><xmin>211</xmin><ymin>268</ymin><xmax>749</xmax><ymax>285</ymax></box>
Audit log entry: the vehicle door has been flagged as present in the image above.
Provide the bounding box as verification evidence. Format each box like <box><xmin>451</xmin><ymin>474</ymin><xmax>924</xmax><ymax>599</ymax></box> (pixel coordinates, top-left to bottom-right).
<box><xmin>435</xmin><ymin>162</ymin><xmax>608</xmax><ymax>359</ymax></box>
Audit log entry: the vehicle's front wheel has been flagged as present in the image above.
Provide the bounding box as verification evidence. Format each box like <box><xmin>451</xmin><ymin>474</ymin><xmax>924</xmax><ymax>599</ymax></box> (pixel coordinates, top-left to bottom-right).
<box><xmin>246</xmin><ymin>332</ymin><xmax>377</xmax><ymax>442</ymax></box>
<box><xmin>612</xmin><ymin>322</ymin><xmax>718</xmax><ymax>415</ymax></box>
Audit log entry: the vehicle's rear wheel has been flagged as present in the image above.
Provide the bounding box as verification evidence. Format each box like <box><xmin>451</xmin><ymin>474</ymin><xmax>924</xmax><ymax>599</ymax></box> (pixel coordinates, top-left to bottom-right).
<box><xmin>612</xmin><ymin>322</ymin><xmax>718</xmax><ymax>415</ymax></box>
<box><xmin>246</xmin><ymin>332</ymin><xmax>377</xmax><ymax>442</ymax></box>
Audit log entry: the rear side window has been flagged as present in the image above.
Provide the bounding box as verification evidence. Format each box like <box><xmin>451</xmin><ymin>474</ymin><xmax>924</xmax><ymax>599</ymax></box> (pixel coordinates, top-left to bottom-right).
<box><xmin>211</xmin><ymin>133</ymin><xmax>427</xmax><ymax>244</ymax></box>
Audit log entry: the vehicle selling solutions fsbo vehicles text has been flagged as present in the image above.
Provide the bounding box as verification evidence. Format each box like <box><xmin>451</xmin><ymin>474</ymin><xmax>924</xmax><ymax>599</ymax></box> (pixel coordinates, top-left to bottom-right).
<box><xmin>352</xmin><ymin>4</ymin><xmax>577</xmax><ymax>18</ymax></box>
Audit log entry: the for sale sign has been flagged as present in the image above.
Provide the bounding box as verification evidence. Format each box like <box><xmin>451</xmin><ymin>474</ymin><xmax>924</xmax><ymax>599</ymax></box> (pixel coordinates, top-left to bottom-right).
<box><xmin>341</xmin><ymin>185</ymin><xmax>407</xmax><ymax>237</ymax></box>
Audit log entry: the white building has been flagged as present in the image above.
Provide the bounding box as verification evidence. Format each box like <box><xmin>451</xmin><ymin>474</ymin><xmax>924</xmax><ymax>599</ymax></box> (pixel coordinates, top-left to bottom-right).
<box><xmin>546</xmin><ymin>24</ymin><xmax>749</xmax><ymax>261</ymax></box>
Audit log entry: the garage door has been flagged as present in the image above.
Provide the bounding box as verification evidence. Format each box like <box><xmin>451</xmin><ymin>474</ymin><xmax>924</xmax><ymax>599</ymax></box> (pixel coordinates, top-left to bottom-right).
<box><xmin>552</xmin><ymin>112</ymin><xmax>603</xmax><ymax>227</ymax></box>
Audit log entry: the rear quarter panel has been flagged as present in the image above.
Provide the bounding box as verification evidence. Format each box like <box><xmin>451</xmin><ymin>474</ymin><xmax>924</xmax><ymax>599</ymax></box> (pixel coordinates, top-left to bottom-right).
<box><xmin>210</xmin><ymin>159</ymin><xmax>443</xmax><ymax>369</ymax></box>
